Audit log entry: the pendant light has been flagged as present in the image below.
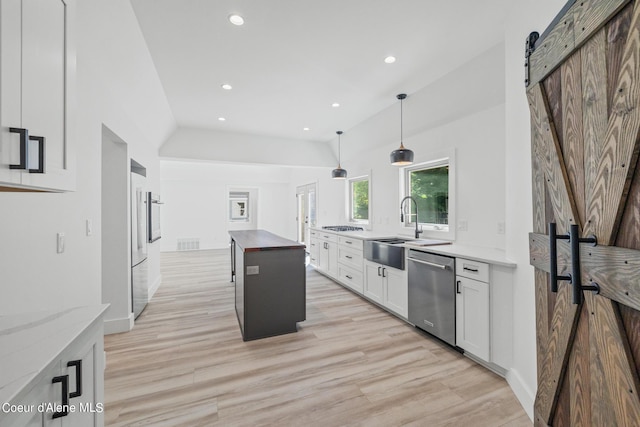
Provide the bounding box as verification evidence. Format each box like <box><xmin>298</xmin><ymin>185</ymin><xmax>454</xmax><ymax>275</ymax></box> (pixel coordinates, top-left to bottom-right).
<box><xmin>332</xmin><ymin>131</ymin><xmax>347</xmax><ymax>179</ymax></box>
<box><xmin>390</xmin><ymin>93</ymin><xmax>414</xmax><ymax>166</ymax></box>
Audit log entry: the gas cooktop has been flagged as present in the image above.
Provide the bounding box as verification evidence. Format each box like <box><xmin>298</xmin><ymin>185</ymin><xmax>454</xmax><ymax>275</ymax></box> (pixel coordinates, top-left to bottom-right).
<box><xmin>321</xmin><ymin>225</ymin><xmax>365</xmax><ymax>232</ymax></box>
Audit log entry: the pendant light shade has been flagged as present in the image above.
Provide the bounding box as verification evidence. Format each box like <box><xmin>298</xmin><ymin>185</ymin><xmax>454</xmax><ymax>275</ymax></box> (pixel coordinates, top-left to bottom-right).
<box><xmin>390</xmin><ymin>93</ymin><xmax>414</xmax><ymax>166</ymax></box>
<box><xmin>332</xmin><ymin>131</ymin><xmax>347</xmax><ymax>179</ymax></box>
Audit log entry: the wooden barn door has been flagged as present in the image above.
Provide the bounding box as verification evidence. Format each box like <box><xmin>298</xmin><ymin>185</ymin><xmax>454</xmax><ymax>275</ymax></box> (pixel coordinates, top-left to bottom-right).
<box><xmin>527</xmin><ymin>0</ymin><xmax>640</xmax><ymax>425</ymax></box>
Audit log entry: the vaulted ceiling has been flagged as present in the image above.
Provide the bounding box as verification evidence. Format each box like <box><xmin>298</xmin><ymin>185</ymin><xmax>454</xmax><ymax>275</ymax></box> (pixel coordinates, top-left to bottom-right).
<box><xmin>131</xmin><ymin>0</ymin><xmax>512</xmax><ymax>144</ymax></box>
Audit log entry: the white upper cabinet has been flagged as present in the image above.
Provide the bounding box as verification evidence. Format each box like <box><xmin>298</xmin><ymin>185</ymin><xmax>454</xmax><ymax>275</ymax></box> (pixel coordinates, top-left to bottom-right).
<box><xmin>0</xmin><ymin>0</ymin><xmax>76</xmax><ymax>191</ymax></box>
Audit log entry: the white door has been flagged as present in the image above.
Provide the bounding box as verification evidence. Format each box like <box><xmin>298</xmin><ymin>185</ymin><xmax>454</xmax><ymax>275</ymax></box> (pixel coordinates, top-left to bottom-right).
<box><xmin>296</xmin><ymin>183</ymin><xmax>317</xmax><ymax>246</ymax></box>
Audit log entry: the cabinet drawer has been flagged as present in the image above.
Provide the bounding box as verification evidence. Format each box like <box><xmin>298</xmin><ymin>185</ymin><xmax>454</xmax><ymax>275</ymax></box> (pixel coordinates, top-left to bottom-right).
<box><xmin>338</xmin><ymin>247</ymin><xmax>363</xmax><ymax>270</ymax></box>
<box><xmin>338</xmin><ymin>265</ymin><xmax>363</xmax><ymax>293</ymax></box>
<box><xmin>319</xmin><ymin>232</ymin><xmax>338</xmax><ymax>243</ymax></box>
<box><xmin>338</xmin><ymin>236</ymin><xmax>363</xmax><ymax>251</ymax></box>
<box><xmin>456</xmin><ymin>258</ymin><xmax>489</xmax><ymax>282</ymax></box>
<box><xmin>308</xmin><ymin>238</ymin><xmax>320</xmax><ymax>257</ymax></box>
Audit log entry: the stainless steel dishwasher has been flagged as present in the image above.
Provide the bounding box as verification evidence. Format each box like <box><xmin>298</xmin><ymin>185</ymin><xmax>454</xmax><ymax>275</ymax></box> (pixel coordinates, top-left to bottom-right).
<box><xmin>408</xmin><ymin>249</ymin><xmax>456</xmax><ymax>346</ymax></box>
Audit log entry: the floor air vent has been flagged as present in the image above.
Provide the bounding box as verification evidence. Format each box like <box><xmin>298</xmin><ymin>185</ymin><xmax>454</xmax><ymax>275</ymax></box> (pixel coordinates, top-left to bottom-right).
<box><xmin>177</xmin><ymin>238</ymin><xmax>200</xmax><ymax>251</ymax></box>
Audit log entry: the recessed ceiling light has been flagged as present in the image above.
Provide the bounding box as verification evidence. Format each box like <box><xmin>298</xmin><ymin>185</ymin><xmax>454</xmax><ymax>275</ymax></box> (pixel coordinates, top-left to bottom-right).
<box><xmin>228</xmin><ymin>14</ymin><xmax>244</xmax><ymax>26</ymax></box>
<box><xmin>303</xmin><ymin>127</ymin><xmax>310</xmax><ymax>131</ymax></box>
<box><xmin>331</xmin><ymin>103</ymin><xmax>340</xmax><ymax>108</ymax></box>
<box><xmin>384</xmin><ymin>56</ymin><xmax>397</xmax><ymax>64</ymax></box>
<box><xmin>221</xmin><ymin>84</ymin><xmax>232</xmax><ymax>90</ymax></box>
<box><xmin>218</xmin><ymin>117</ymin><xmax>226</xmax><ymax>121</ymax></box>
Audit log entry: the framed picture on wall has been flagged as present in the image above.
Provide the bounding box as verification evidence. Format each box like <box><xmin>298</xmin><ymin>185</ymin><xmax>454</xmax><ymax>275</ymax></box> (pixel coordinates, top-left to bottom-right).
<box><xmin>229</xmin><ymin>191</ymin><xmax>250</xmax><ymax>221</ymax></box>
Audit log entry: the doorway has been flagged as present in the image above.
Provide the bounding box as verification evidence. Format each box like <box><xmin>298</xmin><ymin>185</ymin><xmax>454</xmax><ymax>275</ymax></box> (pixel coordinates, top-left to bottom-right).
<box><xmin>296</xmin><ymin>183</ymin><xmax>317</xmax><ymax>247</ymax></box>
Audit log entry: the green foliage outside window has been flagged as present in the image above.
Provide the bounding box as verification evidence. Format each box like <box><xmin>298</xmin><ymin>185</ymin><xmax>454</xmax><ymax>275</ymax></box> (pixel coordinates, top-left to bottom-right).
<box><xmin>409</xmin><ymin>166</ymin><xmax>448</xmax><ymax>225</ymax></box>
<box><xmin>352</xmin><ymin>179</ymin><xmax>369</xmax><ymax>220</ymax></box>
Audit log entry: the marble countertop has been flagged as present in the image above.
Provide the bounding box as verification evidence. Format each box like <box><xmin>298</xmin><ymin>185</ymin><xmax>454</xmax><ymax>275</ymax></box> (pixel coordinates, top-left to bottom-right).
<box><xmin>311</xmin><ymin>227</ymin><xmax>516</xmax><ymax>267</ymax></box>
<box><xmin>404</xmin><ymin>243</ymin><xmax>517</xmax><ymax>268</ymax></box>
<box><xmin>0</xmin><ymin>304</ymin><xmax>109</xmax><ymax>406</ymax></box>
<box><xmin>230</xmin><ymin>229</ymin><xmax>305</xmax><ymax>251</ymax></box>
<box><xmin>311</xmin><ymin>227</ymin><xmax>396</xmax><ymax>240</ymax></box>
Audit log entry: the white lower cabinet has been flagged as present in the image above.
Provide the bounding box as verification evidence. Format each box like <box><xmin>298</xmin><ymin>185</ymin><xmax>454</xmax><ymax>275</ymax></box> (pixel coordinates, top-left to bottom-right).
<box><xmin>338</xmin><ymin>264</ymin><xmax>363</xmax><ymax>294</ymax></box>
<box><xmin>456</xmin><ymin>276</ymin><xmax>490</xmax><ymax>361</ymax></box>
<box><xmin>308</xmin><ymin>236</ymin><xmax>319</xmax><ymax>267</ymax></box>
<box><xmin>1</xmin><ymin>307</ymin><xmax>106</xmax><ymax>427</ymax></box>
<box><xmin>364</xmin><ymin>260</ymin><xmax>407</xmax><ymax>318</ymax></box>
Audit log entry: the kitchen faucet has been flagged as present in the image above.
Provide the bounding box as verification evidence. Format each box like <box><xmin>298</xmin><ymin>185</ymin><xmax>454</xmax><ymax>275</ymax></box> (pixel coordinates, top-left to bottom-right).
<box><xmin>400</xmin><ymin>196</ymin><xmax>423</xmax><ymax>239</ymax></box>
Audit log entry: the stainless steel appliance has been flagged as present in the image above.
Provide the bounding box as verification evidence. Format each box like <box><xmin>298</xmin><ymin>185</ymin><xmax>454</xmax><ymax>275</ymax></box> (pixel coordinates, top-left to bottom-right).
<box><xmin>408</xmin><ymin>249</ymin><xmax>456</xmax><ymax>346</ymax></box>
<box><xmin>131</xmin><ymin>161</ymin><xmax>148</xmax><ymax>319</ymax></box>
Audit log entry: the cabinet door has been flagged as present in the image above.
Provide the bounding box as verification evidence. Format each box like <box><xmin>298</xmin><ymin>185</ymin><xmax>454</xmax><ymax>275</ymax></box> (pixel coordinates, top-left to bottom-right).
<box><xmin>308</xmin><ymin>237</ymin><xmax>319</xmax><ymax>267</ymax></box>
<box><xmin>0</xmin><ymin>0</ymin><xmax>75</xmax><ymax>191</ymax></box>
<box><xmin>318</xmin><ymin>242</ymin><xmax>329</xmax><ymax>272</ymax></box>
<box><xmin>384</xmin><ymin>267</ymin><xmax>408</xmax><ymax>318</ymax></box>
<box><xmin>0</xmin><ymin>0</ymin><xmax>23</xmax><ymax>186</ymax></box>
<box><xmin>364</xmin><ymin>261</ymin><xmax>383</xmax><ymax>304</ymax></box>
<box><xmin>456</xmin><ymin>276</ymin><xmax>490</xmax><ymax>361</ymax></box>
<box><xmin>326</xmin><ymin>241</ymin><xmax>338</xmax><ymax>278</ymax></box>
<box><xmin>20</xmin><ymin>0</ymin><xmax>75</xmax><ymax>191</ymax></box>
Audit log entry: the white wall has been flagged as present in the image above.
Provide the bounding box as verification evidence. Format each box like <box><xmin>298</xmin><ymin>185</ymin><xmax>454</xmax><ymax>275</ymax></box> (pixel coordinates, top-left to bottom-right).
<box><xmin>161</xmin><ymin>127</ymin><xmax>336</xmax><ymax>167</ymax></box>
<box><xmin>504</xmin><ymin>0</ymin><xmax>567</xmax><ymax>419</ymax></box>
<box><xmin>290</xmin><ymin>44</ymin><xmax>507</xmax><ymax>251</ymax></box>
<box><xmin>0</xmin><ymin>0</ymin><xmax>175</xmax><ymax>321</ymax></box>
<box><xmin>160</xmin><ymin>161</ymin><xmax>300</xmax><ymax>251</ymax></box>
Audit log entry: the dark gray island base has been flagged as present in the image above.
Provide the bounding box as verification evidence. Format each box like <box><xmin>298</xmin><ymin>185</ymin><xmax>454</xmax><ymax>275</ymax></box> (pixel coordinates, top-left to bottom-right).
<box><xmin>229</xmin><ymin>230</ymin><xmax>306</xmax><ymax>341</ymax></box>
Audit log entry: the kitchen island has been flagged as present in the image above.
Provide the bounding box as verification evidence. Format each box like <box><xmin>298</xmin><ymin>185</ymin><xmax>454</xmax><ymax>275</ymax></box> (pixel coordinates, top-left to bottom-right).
<box><xmin>229</xmin><ymin>230</ymin><xmax>306</xmax><ymax>341</ymax></box>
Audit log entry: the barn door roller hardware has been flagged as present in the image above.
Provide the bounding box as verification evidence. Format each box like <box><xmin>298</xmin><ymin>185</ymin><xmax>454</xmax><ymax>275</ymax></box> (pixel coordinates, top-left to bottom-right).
<box><xmin>524</xmin><ymin>31</ymin><xmax>539</xmax><ymax>87</ymax></box>
<box><xmin>548</xmin><ymin>223</ymin><xmax>599</xmax><ymax>304</ymax></box>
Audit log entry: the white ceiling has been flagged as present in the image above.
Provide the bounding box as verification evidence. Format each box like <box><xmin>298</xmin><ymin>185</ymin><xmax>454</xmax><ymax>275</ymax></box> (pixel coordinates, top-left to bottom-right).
<box><xmin>130</xmin><ymin>0</ymin><xmax>512</xmax><ymax>144</ymax></box>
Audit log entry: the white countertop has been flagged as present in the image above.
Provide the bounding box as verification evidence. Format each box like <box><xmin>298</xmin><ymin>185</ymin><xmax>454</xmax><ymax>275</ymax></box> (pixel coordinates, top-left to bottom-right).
<box><xmin>312</xmin><ymin>227</ymin><xmax>516</xmax><ymax>267</ymax></box>
<box><xmin>311</xmin><ymin>227</ymin><xmax>396</xmax><ymax>240</ymax></box>
<box><xmin>0</xmin><ymin>304</ymin><xmax>109</xmax><ymax>406</ymax></box>
<box><xmin>404</xmin><ymin>242</ymin><xmax>517</xmax><ymax>268</ymax></box>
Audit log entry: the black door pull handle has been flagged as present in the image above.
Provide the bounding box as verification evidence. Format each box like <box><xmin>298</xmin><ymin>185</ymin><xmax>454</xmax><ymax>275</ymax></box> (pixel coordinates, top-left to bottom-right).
<box><xmin>28</xmin><ymin>135</ymin><xmax>45</xmax><ymax>173</ymax></box>
<box><xmin>67</xmin><ymin>359</ymin><xmax>82</xmax><ymax>398</ymax></box>
<box><xmin>9</xmin><ymin>127</ymin><xmax>29</xmax><ymax>170</ymax></box>
<box><xmin>51</xmin><ymin>375</ymin><xmax>69</xmax><ymax>418</ymax></box>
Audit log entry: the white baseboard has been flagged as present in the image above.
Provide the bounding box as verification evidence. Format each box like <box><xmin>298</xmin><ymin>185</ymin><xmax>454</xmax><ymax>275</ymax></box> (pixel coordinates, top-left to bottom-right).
<box><xmin>506</xmin><ymin>368</ymin><xmax>535</xmax><ymax>421</ymax></box>
<box><xmin>149</xmin><ymin>274</ymin><xmax>162</xmax><ymax>300</ymax></box>
<box><xmin>103</xmin><ymin>312</ymin><xmax>134</xmax><ymax>335</ymax></box>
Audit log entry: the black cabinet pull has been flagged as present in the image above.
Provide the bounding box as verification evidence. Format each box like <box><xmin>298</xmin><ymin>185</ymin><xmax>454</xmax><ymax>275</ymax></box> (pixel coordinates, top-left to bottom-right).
<box><xmin>51</xmin><ymin>375</ymin><xmax>69</xmax><ymax>418</ymax></box>
<box><xmin>463</xmin><ymin>266</ymin><xmax>479</xmax><ymax>273</ymax></box>
<box><xmin>456</xmin><ymin>280</ymin><xmax>461</xmax><ymax>294</ymax></box>
<box><xmin>382</xmin><ymin>268</ymin><xmax>387</xmax><ymax>278</ymax></box>
<box><xmin>67</xmin><ymin>359</ymin><xmax>82</xmax><ymax>398</ymax></box>
<box><xmin>346</xmin><ymin>275</ymin><xmax>353</xmax><ymax>280</ymax></box>
<box><xmin>377</xmin><ymin>266</ymin><xmax>381</xmax><ymax>276</ymax></box>
<box><xmin>9</xmin><ymin>127</ymin><xmax>29</xmax><ymax>170</ymax></box>
<box><xmin>28</xmin><ymin>135</ymin><xmax>45</xmax><ymax>173</ymax></box>
<box><xmin>345</xmin><ymin>255</ymin><xmax>353</xmax><ymax>259</ymax></box>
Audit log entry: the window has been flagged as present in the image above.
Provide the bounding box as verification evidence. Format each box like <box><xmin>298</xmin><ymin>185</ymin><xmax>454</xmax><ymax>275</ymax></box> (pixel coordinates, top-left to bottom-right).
<box><xmin>349</xmin><ymin>175</ymin><xmax>370</xmax><ymax>223</ymax></box>
<box><xmin>229</xmin><ymin>191</ymin><xmax>250</xmax><ymax>221</ymax></box>
<box><xmin>403</xmin><ymin>157</ymin><xmax>452</xmax><ymax>233</ymax></box>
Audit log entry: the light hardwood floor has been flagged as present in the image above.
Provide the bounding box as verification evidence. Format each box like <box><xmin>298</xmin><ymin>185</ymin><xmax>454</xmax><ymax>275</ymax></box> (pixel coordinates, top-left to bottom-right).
<box><xmin>104</xmin><ymin>249</ymin><xmax>532</xmax><ymax>426</ymax></box>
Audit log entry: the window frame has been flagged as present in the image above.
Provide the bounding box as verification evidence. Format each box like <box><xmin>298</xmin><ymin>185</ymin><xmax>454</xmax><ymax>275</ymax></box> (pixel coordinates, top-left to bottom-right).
<box><xmin>347</xmin><ymin>173</ymin><xmax>371</xmax><ymax>226</ymax></box>
<box><xmin>400</xmin><ymin>150</ymin><xmax>455</xmax><ymax>240</ymax></box>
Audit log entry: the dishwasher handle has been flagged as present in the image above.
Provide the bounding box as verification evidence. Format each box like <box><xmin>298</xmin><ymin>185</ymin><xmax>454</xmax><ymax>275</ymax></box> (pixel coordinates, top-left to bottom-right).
<box><xmin>409</xmin><ymin>257</ymin><xmax>449</xmax><ymax>270</ymax></box>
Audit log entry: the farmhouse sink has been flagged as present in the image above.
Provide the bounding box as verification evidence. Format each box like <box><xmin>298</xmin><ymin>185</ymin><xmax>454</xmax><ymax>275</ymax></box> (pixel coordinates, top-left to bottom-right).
<box><xmin>364</xmin><ymin>238</ymin><xmax>413</xmax><ymax>270</ymax></box>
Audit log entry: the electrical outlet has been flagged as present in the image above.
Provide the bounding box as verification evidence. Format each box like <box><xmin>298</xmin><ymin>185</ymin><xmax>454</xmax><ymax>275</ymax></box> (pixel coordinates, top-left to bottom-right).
<box><xmin>86</xmin><ymin>219</ymin><xmax>93</xmax><ymax>236</ymax></box>
<box><xmin>497</xmin><ymin>222</ymin><xmax>505</xmax><ymax>235</ymax></box>
<box><xmin>57</xmin><ymin>233</ymin><xmax>65</xmax><ymax>254</ymax></box>
<box><xmin>458</xmin><ymin>220</ymin><xmax>468</xmax><ymax>232</ymax></box>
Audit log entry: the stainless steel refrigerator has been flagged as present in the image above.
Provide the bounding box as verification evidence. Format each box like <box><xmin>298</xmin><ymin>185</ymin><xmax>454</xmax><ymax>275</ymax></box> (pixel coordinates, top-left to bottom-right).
<box><xmin>131</xmin><ymin>162</ymin><xmax>148</xmax><ymax>319</ymax></box>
